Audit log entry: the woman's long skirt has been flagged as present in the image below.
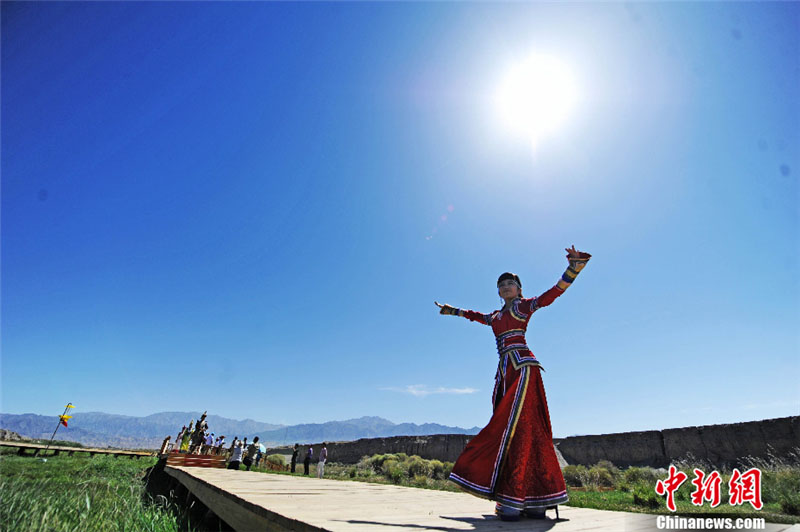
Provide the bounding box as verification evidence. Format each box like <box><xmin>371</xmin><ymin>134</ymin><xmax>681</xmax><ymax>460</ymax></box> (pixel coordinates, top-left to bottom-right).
<box><xmin>449</xmin><ymin>363</ymin><xmax>568</xmax><ymax>511</ymax></box>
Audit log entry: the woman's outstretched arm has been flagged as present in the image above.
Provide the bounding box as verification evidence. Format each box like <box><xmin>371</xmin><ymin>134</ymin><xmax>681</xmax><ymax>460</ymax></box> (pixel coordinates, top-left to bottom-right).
<box><xmin>526</xmin><ymin>245</ymin><xmax>591</xmax><ymax>311</ymax></box>
<box><xmin>435</xmin><ymin>301</ymin><xmax>493</xmax><ymax>325</ymax></box>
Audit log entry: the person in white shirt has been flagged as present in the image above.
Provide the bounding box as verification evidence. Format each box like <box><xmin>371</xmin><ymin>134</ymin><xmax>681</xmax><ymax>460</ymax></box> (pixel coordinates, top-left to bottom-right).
<box><xmin>228</xmin><ymin>441</ymin><xmax>243</xmax><ymax>470</ymax></box>
<box><xmin>317</xmin><ymin>443</ymin><xmax>328</xmax><ymax>478</ymax></box>
<box><xmin>204</xmin><ymin>433</ymin><xmax>214</xmax><ymax>455</ymax></box>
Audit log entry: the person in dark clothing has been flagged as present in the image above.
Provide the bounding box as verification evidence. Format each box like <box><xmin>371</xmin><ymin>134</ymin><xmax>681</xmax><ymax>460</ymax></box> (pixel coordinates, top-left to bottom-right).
<box><xmin>291</xmin><ymin>444</ymin><xmax>299</xmax><ymax>473</ymax></box>
<box><xmin>303</xmin><ymin>445</ymin><xmax>313</xmax><ymax>475</ymax></box>
<box><xmin>243</xmin><ymin>437</ymin><xmax>260</xmax><ymax>471</ymax></box>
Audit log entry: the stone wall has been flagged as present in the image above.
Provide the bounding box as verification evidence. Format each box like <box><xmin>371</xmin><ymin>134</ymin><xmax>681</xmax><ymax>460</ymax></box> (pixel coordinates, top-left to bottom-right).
<box><xmin>555</xmin><ymin>416</ymin><xmax>800</xmax><ymax>469</ymax></box>
<box><xmin>266</xmin><ymin>434</ymin><xmax>473</xmax><ymax>465</ymax></box>
<box><xmin>265</xmin><ymin>416</ymin><xmax>800</xmax><ymax>469</ymax></box>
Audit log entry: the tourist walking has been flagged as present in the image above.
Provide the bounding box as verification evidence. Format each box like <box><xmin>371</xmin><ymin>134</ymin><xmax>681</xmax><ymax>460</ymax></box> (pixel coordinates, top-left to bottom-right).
<box><xmin>436</xmin><ymin>246</ymin><xmax>590</xmax><ymax>521</ymax></box>
<box><xmin>304</xmin><ymin>445</ymin><xmax>313</xmax><ymax>475</ymax></box>
<box><xmin>291</xmin><ymin>444</ymin><xmax>299</xmax><ymax>473</ymax></box>
<box><xmin>229</xmin><ymin>437</ymin><xmax>238</xmax><ymax>456</ymax></box>
<box><xmin>317</xmin><ymin>443</ymin><xmax>328</xmax><ymax>478</ymax></box>
<box><xmin>244</xmin><ymin>437</ymin><xmax>260</xmax><ymax>471</ymax></box>
<box><xmin>204</xmin><ymin>432</ymin><xmax>214</xmax><ymax>455</ymax></box>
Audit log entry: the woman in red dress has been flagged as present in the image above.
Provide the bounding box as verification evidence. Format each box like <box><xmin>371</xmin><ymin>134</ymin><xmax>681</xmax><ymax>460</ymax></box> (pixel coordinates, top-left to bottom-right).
<box><xmin>435</xmin><ymin>245</ymin><xmax>590</xmax><ymax>521</ymax></box>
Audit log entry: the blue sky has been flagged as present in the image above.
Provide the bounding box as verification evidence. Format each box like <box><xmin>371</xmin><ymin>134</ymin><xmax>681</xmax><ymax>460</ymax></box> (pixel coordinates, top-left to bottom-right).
<box><xmin>2</xmin><ymin>2</ymin><xmax>797</xmax><ymax>438</ymax></box>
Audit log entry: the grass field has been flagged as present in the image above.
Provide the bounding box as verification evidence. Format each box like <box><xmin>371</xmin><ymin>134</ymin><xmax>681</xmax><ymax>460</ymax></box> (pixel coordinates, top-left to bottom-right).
<box><xmin>0</xmin><ymin>453</ymin><xmax>182</xmax><ymax>532</ymax></box>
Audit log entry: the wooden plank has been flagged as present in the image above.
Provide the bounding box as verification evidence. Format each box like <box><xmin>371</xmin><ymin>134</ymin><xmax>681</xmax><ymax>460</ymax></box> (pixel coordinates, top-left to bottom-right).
<box><xmin>166</xmin><ymin>453</ymin><xmax>228</xmax><ymax>468</ymax></box>
<box><xmin>164</xmin><ymin>467</ymin><xmax>798</xmax><ymax>532</ymax></box>
<box><xmin>165</xmin><ymin>467</ymin><xmax>312</xmax><ymax>531</ymax></box>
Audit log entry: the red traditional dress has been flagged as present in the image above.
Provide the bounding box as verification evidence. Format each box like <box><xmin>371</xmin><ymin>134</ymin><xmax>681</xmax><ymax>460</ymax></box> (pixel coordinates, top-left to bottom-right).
<box><xmin>448</xmin><ymin>255</ymin><xmax>590</xmax><ymax>512</ymax></box>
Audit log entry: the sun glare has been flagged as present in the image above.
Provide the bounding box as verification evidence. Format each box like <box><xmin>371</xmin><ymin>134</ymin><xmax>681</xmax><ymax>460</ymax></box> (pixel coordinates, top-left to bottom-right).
<box><xmin>495</xmin><ymin>53</ymin><xmax>578</xmax><ymax>146</ymax></box>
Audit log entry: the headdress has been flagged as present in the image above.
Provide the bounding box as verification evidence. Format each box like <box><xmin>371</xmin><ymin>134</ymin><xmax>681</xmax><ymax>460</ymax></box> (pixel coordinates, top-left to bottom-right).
<box><xmin>497</xmin><ymin>272</ymin><xmax>522</xmax><ymax>289</ymax></box>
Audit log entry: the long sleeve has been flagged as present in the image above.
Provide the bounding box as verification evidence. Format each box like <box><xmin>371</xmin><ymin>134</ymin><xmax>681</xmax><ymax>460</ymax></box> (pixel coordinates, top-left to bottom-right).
<box><xmin>525</xmin><ymin>253</ymin><xmax>591</xmax><ymax>312</ymax></box>
<box><xmin>459</xmin><ymin>308</ymin><xmax>494</xmax><ymax>325</ymax></box>
<box><xmin>440</xmin><ymin>302</ymin><xmax>494</xmax><ymax>325</ymax></box>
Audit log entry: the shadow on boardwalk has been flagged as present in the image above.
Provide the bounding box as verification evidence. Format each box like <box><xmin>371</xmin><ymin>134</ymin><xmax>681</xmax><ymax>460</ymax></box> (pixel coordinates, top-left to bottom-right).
<box><xmin>339</xmin><ymin>515</ymin><xmax>563</xmax><ymax>531</ymax></box>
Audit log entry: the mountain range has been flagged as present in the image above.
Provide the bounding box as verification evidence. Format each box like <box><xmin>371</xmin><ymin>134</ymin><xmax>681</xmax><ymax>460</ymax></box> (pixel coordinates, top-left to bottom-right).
<box><xmin>0</xmin><ymin>412</ymin><xmax>480</xmax><ymax>449</ymax></box>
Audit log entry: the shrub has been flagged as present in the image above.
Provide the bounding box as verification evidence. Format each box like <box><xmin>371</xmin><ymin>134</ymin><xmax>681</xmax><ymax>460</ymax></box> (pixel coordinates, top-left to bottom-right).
<box><xmin>382</xmin><ymin>460</ymin><xmax>405</xmax><ymax>484</ymax></box>
<box><xmin>595</xmin><ymin>460</ymin><xmax>620</xmax><ymax>476</ymax></box>
<box><xmin>430</xmin><ymin>460</ymin><xmax>445</xmax><ymax>480</ymax></box>
<box><xmin>405</xmin><ymin>456</ymin><xmax>432</xmax><ymax>479</ymax></box>
<box><xmin>355</xmin><ymin>457</ymin><xmax>376</xmax><ymax>478</ymax></box>
<box><xmin>563</xmin><ymin>465</ymin><xmax>588</xmax><ymax>487</ymax></box>
<box><xmin>779</xmin><ymin>491</ymin><xmax>800</xmax><ymax>516</ymax></box>
<box><xmin>367</xmin><ymin>453</ymin><xmax>406</xmax><ymax>472</ymax></box>
<box><xmin>442</xmin><ymin>462</ymin><xmax>454</xmax><ymax>479</ymax></box>
<box><xmin>368</xmin><ymin>454</ymin><xmax>386</xmax><ymax>471</ymax></box>
<box><xmin>763</xmin><ymin>467</ymin><xmax>800</xmax><ymax>516</ymax></box>
<box><xmin>587</xmin><ymin>465</ymin><xmax>615</xmax><ymax>488</ymax></box>
<box><xmin>382</xmin><ymin>459</ymin><xmax>399</xmax><ymax>474</ymax></box>
<box><xmin>266</xmin><ymin>454</ymin><xmax>285</xmax><ymax>467</ymax></box>
<box><xmin>624</xmin><ymin>466</ymin><xmax>658</xmax><ymax>485</ymax></box>
<box><xmin>412</xmin><ymin>474</ymin><xmax>430</xmax><ymax>487</ymax></box>
<box><xmin>762</xmin><ymin>468</ymin><xmax>800</xmax><ymax>505</ymax></box>
<box><xmin>632</xmin><ymin>486</ymin><xmax>660</xmax><ymax>509</ymax></box>
<box><xmin>362</xmin><ymin>454</ymin><xmax>384</xmax><ymax>472</ymax></box>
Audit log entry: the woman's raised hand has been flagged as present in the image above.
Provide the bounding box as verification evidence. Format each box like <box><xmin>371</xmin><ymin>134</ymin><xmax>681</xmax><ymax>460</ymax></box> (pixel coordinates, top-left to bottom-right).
<box><xmin>565</xmin><ymin>245</ymin><xmax>591</xmax><ymax>272</ymax></box>
<box><xmin>435</xmin><ymin>301</ymin><xmax>459</xmax><ymax>316</ymax></box>
<box><xmin>565</xmin><ymin>245</ymin><xmax>591</xmax><ymax>261</ymax></box>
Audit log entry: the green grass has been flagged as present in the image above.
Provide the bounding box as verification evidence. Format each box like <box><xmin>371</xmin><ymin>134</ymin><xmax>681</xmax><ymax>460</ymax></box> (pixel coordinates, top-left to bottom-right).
<box><xmin>557</xmin><ymin>457</ymin><xmax>800</xmax><ymax>525</ymax></box>
<box><xmin>0</xmin><ymin>454</ymin><xmax>182</xmax><ymax>532</ymax></box>
<box><xmin>565</xmin><ymin>484</ymin><xmax>797</xmax><ymax>524</ymax></box>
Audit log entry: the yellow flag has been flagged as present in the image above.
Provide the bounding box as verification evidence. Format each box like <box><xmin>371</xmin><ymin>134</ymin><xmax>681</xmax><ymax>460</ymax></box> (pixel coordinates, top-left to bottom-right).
<box><xmin>59</xmin><ymin>415</ymin><xmax>72</xmax><ymax>427</ymax></box>
<box><xmin>64</xmin><ymin>404</ymin><xmax>75</xmax><ymax>409</ymax></box>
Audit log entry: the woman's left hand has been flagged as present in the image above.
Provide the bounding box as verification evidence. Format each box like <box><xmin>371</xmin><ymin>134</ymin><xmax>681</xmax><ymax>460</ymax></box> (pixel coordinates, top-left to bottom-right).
<box><xmin>565</xmin><ymin>245</ymin><xmax>591</xmax><ymax>262</ymax></box>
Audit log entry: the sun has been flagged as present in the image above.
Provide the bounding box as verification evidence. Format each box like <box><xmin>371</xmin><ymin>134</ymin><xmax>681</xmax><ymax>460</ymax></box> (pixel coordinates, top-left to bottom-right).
<box><xmin>495</xmin><ymin>53</ymin><xmax>578</xmax><ymax>146</ymax></box>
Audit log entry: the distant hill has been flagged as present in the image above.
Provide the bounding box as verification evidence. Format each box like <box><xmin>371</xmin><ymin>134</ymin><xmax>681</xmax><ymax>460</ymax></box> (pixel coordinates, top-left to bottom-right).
<box><xmin>254</xmin><ymin>416</ymin><xmax>481</xmax><ymax>446</ymax></box>
<box><xmin>0</xmin><ymin>412</ymin><xmax>480</xmax><ymax>449</ymax></box>
<box><xmin>0</xmin><ymin>411</ymin><xmax>284</xmax><ymax>449</ymax></box>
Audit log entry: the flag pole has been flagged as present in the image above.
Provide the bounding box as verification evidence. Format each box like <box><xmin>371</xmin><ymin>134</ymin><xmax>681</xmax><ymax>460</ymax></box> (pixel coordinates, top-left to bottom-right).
<box><xmin>42</xmin><ymin>403</ymin><xmax>73</xmax><ymax>460</ymax></box>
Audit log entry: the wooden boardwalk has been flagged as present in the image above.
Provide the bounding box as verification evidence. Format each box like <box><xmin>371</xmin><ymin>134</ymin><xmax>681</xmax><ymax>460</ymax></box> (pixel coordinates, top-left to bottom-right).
<box><xmin>0</xmin><ymin>441</ymin><xmax>154</xmax><ymax>458</ymax></box>
<box><xmin>164</xmin><ymin>466</ymin><xmax>798</xmax><ymax>531</ymax></box>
